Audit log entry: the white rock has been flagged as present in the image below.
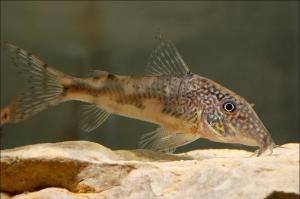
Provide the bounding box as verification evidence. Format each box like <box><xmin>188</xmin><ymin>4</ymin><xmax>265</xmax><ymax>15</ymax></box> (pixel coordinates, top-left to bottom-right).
<box><xmin>1</xmin><ymin>141</ymin><xmax>299</xmax><ymax>199</ymax></box>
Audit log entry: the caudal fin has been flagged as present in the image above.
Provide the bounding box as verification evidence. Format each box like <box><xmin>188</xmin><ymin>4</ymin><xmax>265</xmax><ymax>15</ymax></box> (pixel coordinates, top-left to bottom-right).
<box><xmin>3</xmin><ymin>43</ymin><xmax>66</xmax><ymax>123</ymax></box>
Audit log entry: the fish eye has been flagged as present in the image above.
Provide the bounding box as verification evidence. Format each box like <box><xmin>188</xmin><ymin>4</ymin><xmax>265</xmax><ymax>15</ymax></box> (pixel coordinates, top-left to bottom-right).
<box><xmin>223</xmin><ymin>101</ymin><xmax>236</xmax><ymax>112</ymax></box>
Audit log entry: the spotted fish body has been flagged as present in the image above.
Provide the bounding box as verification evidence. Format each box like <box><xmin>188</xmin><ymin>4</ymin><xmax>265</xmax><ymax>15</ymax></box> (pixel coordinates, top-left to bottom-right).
<box><xmin>0</xmin><ymin>38</ymin><xmax>275</xmax><ymax>156</ymax></box>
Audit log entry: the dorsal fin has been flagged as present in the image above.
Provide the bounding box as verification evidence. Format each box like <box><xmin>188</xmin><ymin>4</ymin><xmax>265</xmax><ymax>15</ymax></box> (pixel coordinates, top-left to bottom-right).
<box><xmin>146</xmin><ymin>35</ymin><xmax>191</xmax><ymax>76</ymax></box>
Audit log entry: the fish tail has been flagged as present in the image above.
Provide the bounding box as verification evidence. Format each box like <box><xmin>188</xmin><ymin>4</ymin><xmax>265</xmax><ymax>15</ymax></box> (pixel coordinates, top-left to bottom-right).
<box><xmin>3</xmin><ymin>43</ymin><xmax>70</xmax><ymax>124</ymax></box>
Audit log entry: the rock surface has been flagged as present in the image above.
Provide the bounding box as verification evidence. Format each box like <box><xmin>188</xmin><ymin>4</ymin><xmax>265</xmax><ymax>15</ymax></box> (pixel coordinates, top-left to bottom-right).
<box><xmin>0</xmin><ymin>141</ymin><xmax>299</xmax><ymax>199</ymax></box>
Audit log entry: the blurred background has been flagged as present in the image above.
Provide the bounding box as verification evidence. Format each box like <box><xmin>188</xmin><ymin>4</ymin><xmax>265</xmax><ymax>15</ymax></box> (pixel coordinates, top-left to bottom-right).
<box><xmin>1</xmin><ymin>1</ymin><xmax>299</xmax><ymax>152</ymax></box>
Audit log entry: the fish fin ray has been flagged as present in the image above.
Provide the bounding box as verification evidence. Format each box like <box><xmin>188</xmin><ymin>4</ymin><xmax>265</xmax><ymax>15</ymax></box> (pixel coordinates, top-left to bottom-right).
<box><xmin>146</xmin><ymin>34</ymin><xmax>191</xmax><ymax>76</ymax></box>
<box><xmin>139</xmin><ymin>127</ymin><xmax>199</xmax><ymax>153</ymax></box>
<box><xmin>80</xmin><ymin>103</ymin><xmax>111</xmax><ymax>132</ymax></box>
<box><xmin>5</xmin><ymin>43</ymin><xmax>64</xmax><ymax>122</ymax></box>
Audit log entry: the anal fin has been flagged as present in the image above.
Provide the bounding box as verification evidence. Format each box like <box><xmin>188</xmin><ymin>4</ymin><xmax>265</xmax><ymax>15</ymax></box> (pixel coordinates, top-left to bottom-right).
<box><xmin>80</xmin><ymin>103</ymin><xmax>111</xmax><ymax>132</ymax></box>
<box><xmin>139</xmin><ymin>127</ymin><xmax>200</xmax><ymax>153</ymax></box>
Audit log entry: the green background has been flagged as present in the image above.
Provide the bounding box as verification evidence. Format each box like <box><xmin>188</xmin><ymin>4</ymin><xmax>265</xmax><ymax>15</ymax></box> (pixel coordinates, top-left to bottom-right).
<box><xmin>1</xmin><ymin>1</ymin><xmax>299</xmax><ymax>152</ymax></box>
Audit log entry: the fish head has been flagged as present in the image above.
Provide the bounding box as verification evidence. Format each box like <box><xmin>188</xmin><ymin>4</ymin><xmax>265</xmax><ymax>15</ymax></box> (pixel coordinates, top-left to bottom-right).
<box><xmin>199</xmin><ymin>79</ymin><xmax>275</xmax><ymax>156</ymax></box>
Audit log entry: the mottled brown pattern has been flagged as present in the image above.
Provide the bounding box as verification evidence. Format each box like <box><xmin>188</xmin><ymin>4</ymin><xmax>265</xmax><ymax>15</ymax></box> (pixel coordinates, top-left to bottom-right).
<box><xmin>116</xmin><ymin>95</ymin><xmax>146</xmax><ymax>110</ymax></box>
<box><xmin>151</xmin><ymin>74</ymin><xmax>205</xmax><ymax>123</ymax></box>
<box><xmin>2</xmin><ymin>42</ymin><xmax>275</xmax><ymax>156</ymax></box>
<box><xmin>139</xmin><ymin>72</ymin><xmax>274</xmax><ymax>155</ymax></box>
<box><xmin>65</xmin><ymin>76</ymin><xmax>149</xmax><ymax>110</ymax></box>
<box><xmin>64</xmin><ymin>84</ymin><xmax>101</xmax><ymax>97</ymax></box>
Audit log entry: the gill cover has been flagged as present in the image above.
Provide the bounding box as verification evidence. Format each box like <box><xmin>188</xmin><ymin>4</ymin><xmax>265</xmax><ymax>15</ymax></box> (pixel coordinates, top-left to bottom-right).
<box><xmin>205</xmin><ymin>110</ymin><xmax>228</xmax><ymax>137</ymax></box>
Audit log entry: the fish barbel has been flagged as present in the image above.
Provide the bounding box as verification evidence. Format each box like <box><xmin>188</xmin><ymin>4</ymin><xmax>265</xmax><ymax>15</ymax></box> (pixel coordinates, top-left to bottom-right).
<box><xmin>0</xmin><ymin>37</ymin><xmax>275</xmax><ymax>156</ymax></box>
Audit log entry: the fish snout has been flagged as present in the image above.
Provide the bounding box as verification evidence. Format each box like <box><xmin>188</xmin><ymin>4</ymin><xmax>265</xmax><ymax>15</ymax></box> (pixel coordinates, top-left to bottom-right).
<box><xmin>254</xmin><ymin>128</ymin><xmax>275</xmax><ymax>156</ymax></box>
<box><xmin>235</xmin><ymin>111</ymin><xmax>275</xmax><ymax>156</ymax></box>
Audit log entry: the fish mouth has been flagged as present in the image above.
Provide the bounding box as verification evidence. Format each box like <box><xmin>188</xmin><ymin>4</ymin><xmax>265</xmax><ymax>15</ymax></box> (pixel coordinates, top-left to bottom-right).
<box><xmin>212</xmin><ymin>121</ymin><xmax>275</xmax><ymax>156</ymax></box>
<box><xmin>233</xmin><ymin>124</ymin><xmax>275</xmax><ymax>156</ymax></box>
<box><xmin>203</xmin><ymin>113</ymin><xmax>275</xmax><ymax>156</ymax></box>
<box><xmin>253</xmin><ymin>128</ymin><xmax>275</xmax><ymax>156</ymax></box>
